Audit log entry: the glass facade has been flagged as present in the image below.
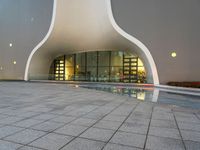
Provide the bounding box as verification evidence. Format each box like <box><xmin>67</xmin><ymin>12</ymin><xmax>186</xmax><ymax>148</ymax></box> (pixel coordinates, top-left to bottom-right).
<box><xmin>49</xmin><ymin>50</ymin><xmax>146</xmax><ymax>83</ymax></box>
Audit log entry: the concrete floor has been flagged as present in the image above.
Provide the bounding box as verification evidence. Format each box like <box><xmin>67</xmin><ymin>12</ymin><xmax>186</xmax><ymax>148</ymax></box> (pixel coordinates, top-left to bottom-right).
<box><xmin>0</xmin><ymin>82</ymin><xmax>199</xmax><ymax>150</ymax></box>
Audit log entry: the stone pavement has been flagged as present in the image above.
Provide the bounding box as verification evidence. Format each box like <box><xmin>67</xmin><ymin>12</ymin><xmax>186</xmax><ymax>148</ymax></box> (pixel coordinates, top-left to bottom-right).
<box><xmin>0</xmin><ymin>81</ymin><xmax>199</xmax><ymax>150</ymax></box>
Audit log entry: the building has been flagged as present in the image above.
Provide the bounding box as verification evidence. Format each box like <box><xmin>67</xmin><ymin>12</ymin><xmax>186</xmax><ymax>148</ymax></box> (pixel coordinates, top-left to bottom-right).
<box><xmin>0</xmin><ymin>0</ymin><xmax>199</xmax><ymax>85</ymax></box>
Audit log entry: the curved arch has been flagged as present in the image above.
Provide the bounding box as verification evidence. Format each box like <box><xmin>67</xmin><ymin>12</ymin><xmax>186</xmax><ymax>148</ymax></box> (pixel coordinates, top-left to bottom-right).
<box><xmin>24</xmin><ymin>0</ymin><xmax>159</xmax><ymax>85</ymax></box>
<box><xmin>106</xmin><ymin>0</ymin><xmax>159</xmax><ymax>85</ymax></box>
<box><xmin>24</xmin><ymin>0</ymin><xmax>57</xmax><ymax>81</ymax></box>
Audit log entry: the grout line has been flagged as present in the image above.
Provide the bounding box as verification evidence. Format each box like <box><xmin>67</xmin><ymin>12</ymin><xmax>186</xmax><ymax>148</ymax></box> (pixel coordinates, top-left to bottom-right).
<box><xmin>143</xmin><ymin>106</ymin><xmax>153</xmax><ymax>150</ymax></box>
<box><xmin>100</xmin><ymin>102</ymin><xmax>140</xmax><ymax>150</ymax></box>
<box><xmin>172</xmin><ymin>111</ymin><xmax>187</xmax><ymax>150</ymax></box>
<box><xmin>58</xmin><ymin>99</ymin><xmax>132</xmax><ymax>150</ymax></box>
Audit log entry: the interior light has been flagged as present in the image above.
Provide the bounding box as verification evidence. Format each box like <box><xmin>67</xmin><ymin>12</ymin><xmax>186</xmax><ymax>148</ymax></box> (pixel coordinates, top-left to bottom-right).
<box><xmin>9</xmin><ymin>43</ymin><xmax>13</xmax><ymax>47</ymax></box>
<box><xmin>13</xmin><ymin>61</ymin><xmax>16</xmax><ymax>65</ymax></box>
<box><xmin>171</xmin><ymin>52</ymin><xmax>177</xmax><ymax>58</ymax></box>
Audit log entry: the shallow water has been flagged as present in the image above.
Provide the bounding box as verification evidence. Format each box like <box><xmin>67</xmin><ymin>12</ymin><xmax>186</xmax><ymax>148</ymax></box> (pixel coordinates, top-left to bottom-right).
<box><xmin>76</xmin><ymin>84</ymin><xmax>200</xmax><ymax>109</ymax></box>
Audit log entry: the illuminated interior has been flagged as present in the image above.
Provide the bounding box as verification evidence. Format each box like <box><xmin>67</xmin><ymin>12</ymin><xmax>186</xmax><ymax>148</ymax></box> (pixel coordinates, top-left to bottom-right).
<box><xmin>49</xmin><ymin>50</ymin><xmax>146</xmax><ymax>83</ymax></box>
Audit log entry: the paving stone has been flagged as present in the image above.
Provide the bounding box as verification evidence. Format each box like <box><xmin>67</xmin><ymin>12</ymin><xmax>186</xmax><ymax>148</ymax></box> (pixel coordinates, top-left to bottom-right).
<box><xmin>54</xmin><ymin>124</ymin><xmax>88</xmax><ymax>136</ymax></box>
<box><xmin>119</xmin><ymin>122</ymin><xmax>148</xmax><ymax>134</ymax></box>
<box><xmin>32</xmin><ymin>114</ymin><xmax>58</xmax><ymax>121</ymax></box>
<box><xmin>149</xmin><ymin>126</ymin><xmax>181</xmax><ymax>139</ymax></box>
<box><xmin>175</xmin><ymin>115</ymin><xmax>200</xmax><ymax>123</ymax></box>
<box><xmin>151</xmin><ymin>119</ymin><xmax>177</xmax><ymax>128</ymax></box>
<box><xmin>103</xmin><ymin>143</ymin><xmax>141</xmax><ymax>150</ymax></box>
<box><xmin>94</xmin><ymin>120</ymin><xmax>122</xmax><ymax>130</ymax></box>
<box><xmin>61</xmin><ymin>137</ymin><xmax>105</xmax><ymax>150</ymax></box>
<box><xmin>152</xmin><ymin>113</ymin><xmax>174</xmax><ymax>121</ymax></box>
<box><xmin>51</xmin><ymin>116</ymin><xmax>76</xmax><ymax>123</ymax></box>
<box><xmin>80</xmin><ymin>127</ymin><xmax>115</xmax><ymax>142</ymax></box>
<box><xmin>31</xmin><ymin>121</ymin><xmax>64</xmax><ymax>132</ymax></box>
<box><xmin>125</xmin><ymin>117</ymin><xmax>150</xmax><ymax>126</ymax></box>
<box><xmin>184</xmin><ymin>140</ymin><xmax>200</xmax><ymax>150</ymax></box>
<box><xmin>102</xmin><ymin>115</ymin><xmax>126</xmax><ymax>122</ymax></box>
<box><xmin>18</xmin><ymin>146</ymin><xmax>43</xmax><ymax>150</ymax></box>
<box><xmin>4</xmin><ymin>129</ymin><xmax>46</xmax><ymax>144</ymax></box>
<box><xmin>177</xmin><ymin>122</ymin><xmax>200</xmax><ymax>132</ymax></box>
<box><xmin>0</xmin><ymin>125</ymin><xmax>24</xmax><ymax>138</ymax></box>
<box><xmin>0</xmin><ymin>140</ymin><xmax>22</xmax><ymax>150</ymax></box>
<box><xmin>29</xmin><ymin>133</ymin><xmax>73</xmax><ymax>150</ymax></box>
<box><xmin>0</xmin><ymin>116</ymin><xmax>24</xmax><ymax>125</ymax></box>
<box><xmin>70</xmin><ymin>118</ymin><xmax>97</xmax><ymax>127</ymax></box>
<box><xmin>13</xmin><ymin>119</ymin><xmax>44</xmax><ymax>128</ymax></box>
<box><xmin>110</xmin><ymin>131</ymin><xmax>146</xmax><ymax>148</ymax></box>
<box><xmin>146</xmin><ymin>135</ymin><xmax>184</xmax><ymax>150</ymax></box>
<box><xmin>181</xmin><ymin>130</ymin><xmax>200</xmax><ymax>142</ymax></box>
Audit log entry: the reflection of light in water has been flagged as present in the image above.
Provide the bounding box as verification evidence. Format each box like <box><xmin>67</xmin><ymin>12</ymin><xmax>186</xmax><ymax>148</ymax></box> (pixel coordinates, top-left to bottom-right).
<box><xmin>137</xmin><ymin>92</ymin><xmax>145</xmax><ymax>101</ymax></box>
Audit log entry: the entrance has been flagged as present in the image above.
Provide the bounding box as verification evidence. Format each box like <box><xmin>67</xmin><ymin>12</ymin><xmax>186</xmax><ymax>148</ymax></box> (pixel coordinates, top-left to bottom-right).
<box><xmin>123</xmin><ymin>55</ymin><xmax>138</xmax><ymax>83</ymax></box>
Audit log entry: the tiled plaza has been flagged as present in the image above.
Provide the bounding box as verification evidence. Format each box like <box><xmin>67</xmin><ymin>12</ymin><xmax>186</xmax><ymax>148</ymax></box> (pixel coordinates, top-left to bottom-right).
<box><xmin>0</xmin><ymin>82</ymin><xmax>199</xmax><ymax>150</ymax></box>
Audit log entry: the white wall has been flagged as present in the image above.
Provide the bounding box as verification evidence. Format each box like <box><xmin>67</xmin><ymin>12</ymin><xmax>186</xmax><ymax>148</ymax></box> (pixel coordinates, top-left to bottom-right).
<box><xmin>111</xmin><ymin>0</ymin><xmax>200</xmax><ymax>84</ymax></box>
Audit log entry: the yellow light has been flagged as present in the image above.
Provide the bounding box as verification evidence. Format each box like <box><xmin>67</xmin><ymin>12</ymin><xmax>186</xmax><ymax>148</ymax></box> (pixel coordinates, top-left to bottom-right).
<box><xmin>13</xmin><ymin>61</ymin><xmax>16</xmax><ymax>65</ymax></box>
<box><xmin>171</xmin><ymin>52</ymin><xmax>177</xmax><ymax>58</ymax></box>
<box><xmin>76</xmin><ymin>65</ymin><xmax>79</xmax><ymax>69</ymax></box>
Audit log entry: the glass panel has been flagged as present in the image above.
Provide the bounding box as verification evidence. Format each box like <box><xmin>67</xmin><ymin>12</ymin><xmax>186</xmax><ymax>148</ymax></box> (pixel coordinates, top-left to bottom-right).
<box><xmin>87</xmin><ymin>52</ymin><xmax>97</xmax><ymax>66</ymax></box>
<box><xmin>75</xmin><ymin>66</ymin><xmax>86</xmax><ymax>80</ymax></box>
<box><xmin>111</xmin><ymin>51</ymin><xmax>123</xmax><ymax>66</ymax></box>
<box><xmin>98</xmin><ymin>67</ymin><xmax>109</xmax><ymax>82</ymax></box>
<box><xmin>110</xmin><ymin>66</ymin><xmax>123</xmax><ymax>82</ymax></box>
<box><xmin>98</xmin><ymin>51</ymin><xmax>109</xmax><ymax>67</ymax></box>
<box><xmin>65</xmin><ymin>55</ymin><xmax>74</xmax><ymax>67</ymax></box>
<box><xmin>65</xmin><ymin>67</ymin><xmax>74</xmax><ymax>80</ymax></box>
<box><xmin>76</xmin><ymin>53</ymin><xmax>85</xmax><ymax>67</ymax></box>
<box><xmin>86</xmin><ymin>66</ymin><xmax>97</xmax><ymax>81</ymax></box>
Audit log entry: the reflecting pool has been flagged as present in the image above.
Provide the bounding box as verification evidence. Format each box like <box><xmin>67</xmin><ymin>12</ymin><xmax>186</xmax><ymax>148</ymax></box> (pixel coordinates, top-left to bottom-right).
<box><xmin>76</xmin><ymin>84</ymin><xmax>200</xmax><ymax>109</ymax></box>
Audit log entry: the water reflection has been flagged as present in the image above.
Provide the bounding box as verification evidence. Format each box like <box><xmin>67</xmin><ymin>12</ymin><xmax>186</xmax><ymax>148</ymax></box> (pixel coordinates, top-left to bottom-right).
<box><xmin>76</xmin><ymin>84</ymin><xmax>200</xmax><ymax>109</ymax></box>
<box><xmin>79</xmin><ymin>84</ymin><xmax>154</xmax><ymax>101</ymax></box>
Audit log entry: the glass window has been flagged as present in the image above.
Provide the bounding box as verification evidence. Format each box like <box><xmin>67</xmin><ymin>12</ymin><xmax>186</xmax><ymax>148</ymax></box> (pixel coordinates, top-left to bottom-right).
<box><xmin>98</xmin><ymin>67</ymin><xmax>109</xmax><ymax>82</ymax></box>
<box><xmin>87</xmin><ymin>66</ymin><xmax>97</xmax><ymax>81</ymax></box>
<box><xmin>76</xmin><ymin>53</ymin><xmax>86</xmax><ymax>67</ymax></box>
<box><xmin>110</xmin><ymin>66</ymin><xmax>123</xmax><ymax>82</ymax></box>
<box><xmin>111</xmin><ymin>51</ymin><xmax>123</xmax><ymax>66</ymax></box>
<box><xmin>65</xmin><ymin>55</ymin><xmax>74</xmax><ymax>67</ymax></box>
<box><xmin>98</xmin><ymin>51</ymin><xmax>109</xmax><ymax>67</ymax></box>
<box><xmin>87</xmin><ymin>52</ymin><xmax>97</xmax><ymax>66</ymax></box>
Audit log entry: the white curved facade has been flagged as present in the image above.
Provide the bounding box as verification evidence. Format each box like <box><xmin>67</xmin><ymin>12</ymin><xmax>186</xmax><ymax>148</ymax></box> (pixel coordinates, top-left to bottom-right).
<box><xmin>24</xmin><ymin>0</ymin><xmax>159</xmax><ymax>84</ymax></box>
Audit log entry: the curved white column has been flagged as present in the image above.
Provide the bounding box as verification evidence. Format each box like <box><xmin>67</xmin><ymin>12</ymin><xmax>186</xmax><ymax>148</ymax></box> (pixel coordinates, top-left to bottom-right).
<box><xmin>24</xmin><ymin>0</ymin><xmax>159</xmax><ymax>85</ymax></box>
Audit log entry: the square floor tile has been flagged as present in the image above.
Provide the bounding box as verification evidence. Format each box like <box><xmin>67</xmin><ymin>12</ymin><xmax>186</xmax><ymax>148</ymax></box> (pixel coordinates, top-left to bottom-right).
<box><xmin>18</xmin><ymin>146</ymin><xmax>43</xmax><ymax>150</ymax></box>
<box><xmin>184</xmin><ymin>140</ymin><xmax>200</xmax><ymax>150</ymax></box>
<box><xmin>119</xmin><ymin>122</ymin><xmax>148</xmax><ymax>134</ymax></box>
<box><xmin>103</xmin><ymin>143</ymin><xmax>141</xmax><ymax>150</ymax></box>
<box><xmin>0</xmin><ymin>125</ymin><xmax>24</xmax><ymax>138</ymax></box>
<box><xmin>4</xmin><ymin>129</ymin><xmax>46</xmax><ymax>144</ymax></box>
<box><xmin>94</xmin><ymin>120</ymin><xmax>122</xmax><ymax>130</ymax></box>
<box><xmin>110</xmin><ymin>131</ymin><xmax>146</xmax><ymax>148</ymax></box>
<box><xmin>181</xmin><ymin>130</ymin><xmax>200</xmax><ymax>142</ymax></box>
<box><xmin>151</xmin><ymin>119</ymin><xmax>177</xmax><ymax>128</ymax></box>
<box><xmin>149</xmin><ymin>126</ymin><xmax>181</xmax><ymax>139</ymax></box>
<box><xmin>145</xmin><ymin>135</ymin><xmax>185</xmax><ymax>150</ymax></box>
<box><xmin>80</xmin><ymin>127</ymin><xmax>115</xmax><ymax>142</ymax></box>
<box><xmin>71</xmin><ymin>118</ymin><xmax>97</xmax><ymax>127</ymax></box>
<box><xmin>31</xmin><ymin>121</ymin><xmax>64</xmax><ymax>132</ymax></box>
<box><xmin>51</xmin><ymin>116</ymin><xmax>76</xmax><ymax>123</ymax></box>
<box><xmin>13</xmin><ymin>119</ymin><xmax>43</xmax><ymax>128</ymax></box>
<box><xmin>0</xmin><ymin>140</ymin><xmax>22</xmax><ymax>150</ymax></box>
<box><xmin>29</xmin><ymin>133</ymin><xmax>73</xmax><ymax>150</ymax></box>
<box><xmin>54</xmin><ymin>124</ymin><xmax>88</xmax><ymax>136</ymax></box>
<box><xmin>61</xmin><ymin>138</ymin><xmax>105</xmax><ymax>150</ymax></box>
